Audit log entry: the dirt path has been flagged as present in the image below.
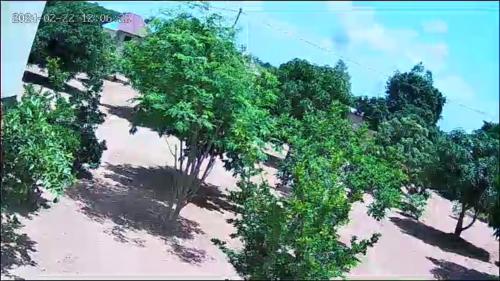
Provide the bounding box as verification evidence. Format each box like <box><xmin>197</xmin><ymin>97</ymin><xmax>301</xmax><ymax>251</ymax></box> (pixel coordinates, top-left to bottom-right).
<box><xmin>2</xmin><ymin>77</ymin><xmax>499</xmax><ymax>280</ymax></box>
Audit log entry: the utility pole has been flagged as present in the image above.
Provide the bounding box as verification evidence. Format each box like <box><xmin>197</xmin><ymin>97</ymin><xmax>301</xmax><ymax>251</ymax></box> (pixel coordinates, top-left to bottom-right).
<box><xmin>232</xmin><ymin>8</ymin><xmax>243</xmax><ymax>28</ymax></box>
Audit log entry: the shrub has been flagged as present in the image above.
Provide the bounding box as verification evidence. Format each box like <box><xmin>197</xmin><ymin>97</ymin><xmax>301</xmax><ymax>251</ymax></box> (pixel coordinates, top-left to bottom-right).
<box><xmin>1</xmin><ymin>85</ymin><xmax>79</xmax><ymax>206</ymax></box>
<box><xmin>214</xmin><ymin>105</ymin><xmax>405</xmax><ymax>279</ymax></box>
<box><xmin>46</xmin><ymin>57</ymin><xmax>70</xmax><ymax>92</ymax></box>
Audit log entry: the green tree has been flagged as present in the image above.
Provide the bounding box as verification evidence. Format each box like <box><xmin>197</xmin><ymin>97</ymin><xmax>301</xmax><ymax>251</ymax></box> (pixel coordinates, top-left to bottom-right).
<box><xmin>479</xmin><ymin>122</ymin><xmax>500</xmax><ymax>238</ymax></box>
<box><xmin>375</xmin><ymin>114</ymin><xmax>438</xmax><ymax>219</ymax></box>
<box><xmin>29</xmin><ymin>1</ymin><xmax>118</xmax><ymax>79</ymax></box>
<box><xmin>276</xmin><ymin>58</ymin><xmax>352</xmax><ymax>121</ymax></box>
<box><xmin>1</xmin><ymin>85</ymin><xmax>79</xmax><ymax>206</ymax></box>
<box><xmin>271</xmin><ymin>58</ymin><xmax>354</xmax><ymax>161</ymax></box>
<box><xmin>354</xmin><ymin>63</ymin><xmax>446</xmax><ymax>219</ymax></box>
<box><xmin>430</xmin><ymin>129</ymin><xmax>499</xmax><ymax>237</ymax></box>
<box><xmin>214</xmin><ymin>105</ymin><xmax>405</xmax><ymax>279</ymax></box>
<box><xmin>353</xmin><ymin>96</ymin><xmax>389</xmax><ymax>130</ymax></box>
<box><xmin>355</xmin><ymin>63</ymin><xmax>446</xmax><ymax>129</ymax></box>
<box><xmin>121</xmin><ymin>13</ymin><xmax>275</xmax><ymax>221</ymax></box>
<box><xmin>29</xmin><ymin>1</ymin><xmax>117</xmax><ymax>174</ymax></box>
<box><xmin>385</xmin><ymin>63</ymin><xmax>446</xmax><ymax>126</ymax></box>
<box><xmin>481</xmin><ymin>121</ymin><xmax>500</xmax><ymax>140</ymax></box>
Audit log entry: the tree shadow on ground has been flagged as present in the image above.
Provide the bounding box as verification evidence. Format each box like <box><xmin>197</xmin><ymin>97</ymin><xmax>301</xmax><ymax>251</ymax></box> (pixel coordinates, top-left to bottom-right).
<box><xmin>2</xmin><ymin>198</ymin><xmax>51</xmax><ymax>220</ymax></box>
<box><xmin>1</xmin><ymin>214</ymin><xmax>37</xmax><ymax>276</ymax></box>
<box><xmin>22</xmin><ymin>70</ymin><xmax>86</xmax><ymax>96</ymax></box>
<box><xmin>263</xmin><ymin>152</ymin><xmax>283</xmax><ymax>170</ymax></box>
<box><xmin>191</xmin><ymin>183</ymin><xmax>236</xmax><ymax>214</ymax></box>
<box><xmin>101</xmin><ymin>164</ymin><xmax>235</xmax><ymax>214</ymax></box>
<box><xmin>427</xmin><ymin>257</ymin><xmax>499</xmax><ymax>280</ymax></box>
<box><xmin>168</xmin><ymin>239</ymin><xmax>211</xmax><ymax>265</ymax></box>
<box><xmin>390</xmin><ymin>217</ymin><xmax>490</xmax><ymax>263</ymax></box>
<box><xmin>396</xmin><ymin>210</ymin><xmax>418</xmax><ymax>219</ymax></box>
<box><xmin>101</xmin><ymin>103</ymin><xmax>136</xmax><ymax>124</ymax></box>
<box><xmin>66</xmin><ymin>163</ymin><xmax>233</xmax><ymax>264</ymax></box>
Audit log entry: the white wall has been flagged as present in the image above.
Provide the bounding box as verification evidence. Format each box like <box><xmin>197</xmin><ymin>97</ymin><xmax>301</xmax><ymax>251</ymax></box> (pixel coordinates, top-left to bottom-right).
<box><xmin>1</xmin><ymin>1</ymin><xmax>46</xmax><ymax>98</ymax></box>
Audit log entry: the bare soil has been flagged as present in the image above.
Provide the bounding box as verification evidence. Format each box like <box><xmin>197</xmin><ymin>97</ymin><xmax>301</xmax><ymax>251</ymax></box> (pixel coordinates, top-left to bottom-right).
<box><xmin>2</xmin><ymin>72</ymin><xmax>499</xmax><ymax>280</ymax></box>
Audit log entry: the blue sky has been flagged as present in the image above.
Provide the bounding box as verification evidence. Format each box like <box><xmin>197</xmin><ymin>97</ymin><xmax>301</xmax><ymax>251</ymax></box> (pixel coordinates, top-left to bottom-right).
<box><xmin>94</xmin><ymin>1</ymin><xmax>499</xmax><ymax>132</ymax></box>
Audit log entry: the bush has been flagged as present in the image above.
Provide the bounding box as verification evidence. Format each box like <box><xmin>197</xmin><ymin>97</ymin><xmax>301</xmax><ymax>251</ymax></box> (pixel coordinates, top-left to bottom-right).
<box><xmin>400</xmin><ymin>190</ymin><xmax>430</xmax><ymax>220</ymax></box>
<box><xmin>1</xmin><ymin>85</ymin><xmax>79</xmax><ymax>206</ymax></box>
<box><xmin>46</xmin><ymin>57</ymin><xmax>70</xmax><ymax>92</ymax></box>
<box><xmin>29</xmin><ymin>1</ymin><xmax>118</xmax><ymax>80</ymax></box>
<box><xmin>28</xmin><ymin>1</ymin><xmax>114</xmax><ymax>175</ymax></box>
<box><xmin>214</xmin><ymin>105</ymin><xmax>405</xmax><ymax>279</ymax></box>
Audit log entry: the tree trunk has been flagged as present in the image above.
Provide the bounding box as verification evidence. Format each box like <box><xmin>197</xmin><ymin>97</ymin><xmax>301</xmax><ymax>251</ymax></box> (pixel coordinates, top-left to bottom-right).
<box><xmin>284</xmin><ymin>145</ymin><xmax>292</xmax><ymax>162</ymax></box>
<box><xmin>461</xmin><ymin>208</ymin><xmax>479</xmax><ymax>232</ymax></box>
<box><xmin>454</xmin><ymin>204</ymin><xmax>467</xmax><ymax>237</ymax></box>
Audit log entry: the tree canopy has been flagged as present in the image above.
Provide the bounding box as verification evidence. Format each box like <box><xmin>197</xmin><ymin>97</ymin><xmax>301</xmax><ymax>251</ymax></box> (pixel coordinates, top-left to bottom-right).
<box><xmin>275</xmin><ymin>58</ymin><xmax>353</xmax><ymax>120</ymax></box>
<box><xmin>355</xmin><ymin>63</ymin><xmax>446</xmax><ymax>130</ymax></box>
<box><xmin>214</xmin><ymin>105</ymin><xmax>405</xmax><ymax>279</ymax></box>
<box><xmin>385</xmin><ymin>63</ymin><xmax>446</xmax><ymax>126</ymax></box>
<box><xmin>353</xmin><ymin>63</ymin><xmax>446</xmax><ymax>219</ymax></box>
<box><xmin>429</xmin><ymin>129</ymin><xmax>499</xmax><ymax>237</ymax></box>
<box><xmin>1</xmin><ymin>85</ymin><xmax>79</xmax><ymax>206</ymax></box>
<box><xmin>29</xmin><ymin>1</ymin><xmax>118</xmax><ymax>79</ymax></box>
<box><xmin>354</xmin><ymin>96</ymin><xmax>389</xmax><ymax>130</ymax></box>
<box><xmin>121</xmin><ymin>12</ymin><xmax>277</xmax><ymax>220</ymax></box>
<box><xmin>28</xmin><ymin>1</ymin><xmax>117</xmax><ymax>175</ymax></box>
<box><xmin>481</xmin><ymin>121</ymin><xmax>500</xmax><ymax>140</ymax></box>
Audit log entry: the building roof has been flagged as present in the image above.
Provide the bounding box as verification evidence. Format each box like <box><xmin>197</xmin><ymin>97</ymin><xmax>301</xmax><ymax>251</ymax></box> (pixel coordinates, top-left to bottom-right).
<box><xmin>103</xmin><ymin>13</ymin><xmax>147</xmax><ymax>38</ymax></box>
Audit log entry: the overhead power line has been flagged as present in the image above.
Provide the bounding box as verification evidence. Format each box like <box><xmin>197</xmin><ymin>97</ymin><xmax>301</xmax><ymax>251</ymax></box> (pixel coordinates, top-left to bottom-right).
<box><xmin>205</xmin><ymin>4</ymin><xmax>498</xmax><ymax>121</ymax></box>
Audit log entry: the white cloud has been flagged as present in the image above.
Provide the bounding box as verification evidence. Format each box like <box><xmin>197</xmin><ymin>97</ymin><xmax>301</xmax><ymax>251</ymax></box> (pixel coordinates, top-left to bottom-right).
<box><xmin>230</xmin><ymin>0</ymin><xmax>486</xmax><ymax>130</ymax></box>
<box><xmin>327</xmin><ymin>1</ymin><xmax>392</xmax><ymax>51</ymax></box>
<box><xmin>434</xmin><ymin>75</ymin><xmax>476</xmax><ymax>101</ymax></box>
<box><xmin>324</xmin><ymin>1</ymin><xmax>481</xmax><ymax>106</ymax></box>
<box><xmin>422</xmin><ymin>19</ymin><xmax>448</xmax><ymax>34</ymax></box>
<box><xmin>404</xmin><ymin>42</ymin><xmax>449</xmax><ymax>72</ymax></box>
<box><xmin>325</xmin><ymin>1</ymin><xmax>454</xmax><ymax>76</ymax></box>
<box><xmin>319</xmin><ymin>38</ymin><xmax>334</xmax><ymax>50</ymax></box>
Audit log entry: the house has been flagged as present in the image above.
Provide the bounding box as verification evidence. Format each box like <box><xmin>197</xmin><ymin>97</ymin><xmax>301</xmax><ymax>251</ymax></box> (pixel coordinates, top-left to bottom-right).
<box><xmin>103</xmin><ymin>13</ymin><xmax>147</xmax><ymax>51</ymax></box>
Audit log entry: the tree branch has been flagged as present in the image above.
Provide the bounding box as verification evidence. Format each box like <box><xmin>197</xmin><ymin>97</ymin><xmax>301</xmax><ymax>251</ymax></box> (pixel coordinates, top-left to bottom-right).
<box><xmin>201</xmin><ymin>155</ymin><xmax>216</xmax><ymax>183</ymax></box>
<box><xmin>461</xmin><ymin>208</ymin><xmax>479</xmax><ymax>231</ymax></box>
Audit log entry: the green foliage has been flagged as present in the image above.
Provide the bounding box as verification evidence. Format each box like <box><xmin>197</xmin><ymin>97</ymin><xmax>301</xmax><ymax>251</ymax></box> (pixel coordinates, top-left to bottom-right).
<box><xmin>29</xmin><ymin>1</ymin><xmax>118</xmax><ymax>79</ymax></box>
<box><xmin>429</xmin><ymin>129</ymin><xmax>499</xmax><ymax>237</ymax></box>
<box><xmin>270</xmin><ymin>58</ymin><xmax>354</xmax><ymax>156</ymax></box>
<box><xmin>121</xmin><ymin>12</ymin><xmax>275</xmax><ymax>220</ymax></box>
<box><xmin>69</xmin><ymin>87</ymin><xmax>107</xmax><ymax>172</ymax></box>
<box><xmin>215</xmin><ymin>105</ymin><xmax>405</xmax><ymax>279</ymax></box>
<box><xmin>1</xmin><ymin>85</ymin><xmax>79</xmax><ymax>206</ymax></box>
<box><xmin>28</xmin><ymin>1</ymin><xmax>114</xmax><ymax>174</ymax></box>
<box><xmin>353</xmin><ymin>64</ymin><xmax>445</xmax><ymax>219</ymax></box>
<box><xmin>481</xmin><ymin>121</ymin><xmax>500</xmax><ymax>140</ymax></box>
<box><xmin>488</xmin><ymin>175</ymin><xmax>500</xmax><ymax>238</ymax></box>
<box><xmin>46</xmin><ymin>57</ymin><xmax>70</xmax><ymax>92</ymax></box>
<box><xmin>376</xmin><ymin>115</ymin><xmax>437</xmax><ymax>189</ymax></box>
<box><xmin>275</xmin><ymin>58</ymin><xmax>353</xmax><ymax>121</ymax></box>
<box><xmin>355</xmin><ymin>63</ymin><xmax>446</xmax><ymax>129</ymax></box>
<box><xmin>385</xmin><ymin>63</ymin><xmax>446</xmax><ymax>126</ymax></box>
<box><xmin>400</xmin><ymin>190</ymin><xmax>430</xmax><ymax>220</ymax></box>
<box><xmin>346</xmin><ymin>151</ymin><xmax>406</xmax><ymax>220</ymax></box>
<box><xmin>354</xmin><ymin>96</ymin><xmax>389</xmax><ymax>130</ymax></box>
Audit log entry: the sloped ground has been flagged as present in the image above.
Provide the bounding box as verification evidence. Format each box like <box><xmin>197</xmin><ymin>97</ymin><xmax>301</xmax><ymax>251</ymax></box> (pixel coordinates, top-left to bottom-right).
<box><xmin>2</xmin><ymin>72</ymin><xmax>499</xmax><ymax>280</ymax></box>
